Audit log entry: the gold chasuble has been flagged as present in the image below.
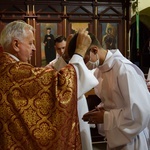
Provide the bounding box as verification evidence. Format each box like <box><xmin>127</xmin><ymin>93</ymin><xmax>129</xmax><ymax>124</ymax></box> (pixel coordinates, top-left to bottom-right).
<box><xmin>0</xmin><ymin>53</ymin><xmax>81</xmax><ymax>150</ymax></box>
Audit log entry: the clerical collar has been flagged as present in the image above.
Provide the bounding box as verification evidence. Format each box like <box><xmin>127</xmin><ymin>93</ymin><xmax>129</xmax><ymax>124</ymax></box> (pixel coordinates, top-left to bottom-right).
<box><xmin>104</xmin><ymin>50</ymin><xmax>112</xmax><ymax>63</ymax></box>
<box><xmin>4</xmin><ymin>52</ymin><xmax>20</xmax><ymax>61</ymax></box>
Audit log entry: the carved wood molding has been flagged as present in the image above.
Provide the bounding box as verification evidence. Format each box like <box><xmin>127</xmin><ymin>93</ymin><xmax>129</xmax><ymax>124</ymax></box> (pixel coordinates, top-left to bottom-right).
<box><xmin>0</xmin><ymin>0</ymin><xmax>130</xmax><ymax>66</ymax></box>
<box><xmin>0</xmin><ymin>1</ymin><xmax>127</xmax><ymax>22</ymax></box>
<box><xmin>0</xmin><ymin>2</ymin><xmax>26</xmax><ymax>21</ymax></box>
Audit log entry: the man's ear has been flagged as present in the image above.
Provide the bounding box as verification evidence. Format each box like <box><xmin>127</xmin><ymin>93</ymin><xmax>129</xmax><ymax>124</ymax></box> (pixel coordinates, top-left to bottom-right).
<box><xmin>12</xmin><ymin>39</ymin><xmax>19</xmax><ymax>52</ymax></box>
<box><xmin>91</xmin><ymin>46</ymin><xmax>98</xmax><ymax>54</ymax></box>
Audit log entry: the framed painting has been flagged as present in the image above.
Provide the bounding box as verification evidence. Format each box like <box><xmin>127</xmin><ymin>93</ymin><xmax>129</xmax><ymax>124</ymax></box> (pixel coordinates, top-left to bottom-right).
<box><xmin>71</xmin><ymin>22</ymin><xmax>89</xmax><ymax>33</ymax></box>
<box><xmin>67</xmin><ymin>22</ymin><xmax>91</xmax><ymax>35</ymax></box>
<box><xmin>40</xmin><ymin>23</ymin><xmax>57</xmax><ymax>66</ymax></box>
<box><xmin>101</xmin><ymin>22</ymin><xmax>118</xmax><ymax>50</ymax></box>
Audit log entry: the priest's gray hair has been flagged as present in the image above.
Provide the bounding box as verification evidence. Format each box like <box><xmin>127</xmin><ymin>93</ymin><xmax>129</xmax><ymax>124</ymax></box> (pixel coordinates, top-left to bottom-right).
<box><xmin>0</xmin><ymin>20</ymin><xmax>34</xmax><ymax>51</ymax></box>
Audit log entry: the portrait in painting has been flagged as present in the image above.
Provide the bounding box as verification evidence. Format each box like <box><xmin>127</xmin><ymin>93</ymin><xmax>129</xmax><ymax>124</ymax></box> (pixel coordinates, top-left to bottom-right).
<box><xmin>102</xmin><ymin>23</ymin><xmax>118</xmax><ymax>49</ymax></box>
<box><xmin>40</xmin><ymin>23</ymin><xmax>57</xmax><ymax>66</ymax></box>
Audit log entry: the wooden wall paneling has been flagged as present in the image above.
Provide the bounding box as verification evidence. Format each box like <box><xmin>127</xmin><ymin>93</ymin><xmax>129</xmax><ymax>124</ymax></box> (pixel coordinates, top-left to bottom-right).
<box><xmin>35</xmin><ymin>2</ymin><xmax>63</xmax><ymax>22</ymax></box>
<box><xmin>61</xmin><ymin>2</ymin><xmax>67</xmax><ymax>37</ymax></box>
<box><xmin>0</xmin><ymin>1</ymin><xmax>26</xmax><ymax>22</ymax></box>
<box><xmin>32</xmin><ymin>1</ymin><xmax>64</xmax><ymax>66</ymax></box>
<box><xmin>35</xmin><ymin>22</ymin><xmax>41</xmax><ymax>67</ymax></box>
<box><xmin>118</xmin><ymin>19</ymin><xmax>125</xmax><ymax>55</ymax></box>
<box><xmin>66</xmin><ymin>1</ymin><xmax>95</xmax><ymax>36</ymax></box>
<box><xmin>97</xmin><ymin>1</ymin><xmax>126</xmax><ymax>55</ymax></box>
<box><xmin>123</xmin><ymin>0</ymin><xmax>132</xmax><ymax>58</ymax></box>
<box><xmin>0</xmin><ymin>0</ymin><xmax>130</xmax><ymax>67</ymax></box>
<box><xmin>25</xmin><ymin>1</ymin><xmax>37</xmax><ymax>66</ymax></box>
<box><xmin>28</xmin><ymin>17</ymin><xmax>37</xmax><ymax>66</ymax></box>
<box><xmin>62</xmin><ymin>18</ymin><xmax>67</xmax><ymax>37</ymax></box>
<box><xmin>93</xmin><ymin>2</ymin><xmax>98</xmax><ymax>37</ymax></box>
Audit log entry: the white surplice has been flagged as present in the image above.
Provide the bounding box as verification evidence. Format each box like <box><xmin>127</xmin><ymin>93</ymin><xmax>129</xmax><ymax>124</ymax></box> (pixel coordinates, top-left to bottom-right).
<box><xmin>54</xmin><ymin>54</ymin><xmax>99</xmax><ymax>150</ymax></box>
<box><xmin>94</xmin><ymin>50</ymin><xmax>150</xmax><ymax>150</ymax></box>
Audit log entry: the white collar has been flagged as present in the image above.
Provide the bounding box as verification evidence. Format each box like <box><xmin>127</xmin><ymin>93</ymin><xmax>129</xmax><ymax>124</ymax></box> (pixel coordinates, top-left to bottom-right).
<box><xmin>104</xmin><ymin>50</ymin><xmax>112</xmax><ymax>63</ymax></box>
<box><xmin>4</xmin><ymin>52</ymin><xmax>20</xmax><ymax>61</ymax></box>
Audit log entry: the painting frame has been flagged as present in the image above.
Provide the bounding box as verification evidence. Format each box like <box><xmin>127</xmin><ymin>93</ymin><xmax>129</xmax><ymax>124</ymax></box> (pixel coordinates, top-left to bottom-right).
<box><xmin>98</xmin><ymin>22</ymin><xmax>119</xmax><ymax>50</ymax></box>
<box><xmin>40</xmin><ymin>23</ymin><xmax>58</xmax><ymax>66</ymax></box>
<box><xmin>101</xmin><ymin>22</ymin><xmax>118</xmax><ymax>49</ymax></box>
<box><xmin>66</xmin><ymin>21</ymin><xmax>93</xmax><ymax>36</ymax></box>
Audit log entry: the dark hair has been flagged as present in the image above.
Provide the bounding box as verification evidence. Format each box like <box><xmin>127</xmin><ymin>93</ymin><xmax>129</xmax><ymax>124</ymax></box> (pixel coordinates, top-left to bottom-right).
<box><xmin>47</xmin><ymin>28</ymin><xmax>51</xmax><ymax>30</ymax></box>
<box><xmin>89</xmin><ymin>33</ymin><xmax>102</xmax><ymax>48</ymax></box>
<box><xmin>54</xmin><ymin>35</ymin><xmax>66</xmax><ymax>44</ymax></box>
<box><xmin>103</xmin><ymin>35</ymin><xmax>116</xmax><ymax>49</ymax></box>
<box><xmin>67</xmin><ymin>32</ymin><xmax>102</xmax><ymax>58</ymax></box>
<box><xmin>67</xmin><ymin>33</ymin><xmax>78</xmax><ymax>58</ymax></box>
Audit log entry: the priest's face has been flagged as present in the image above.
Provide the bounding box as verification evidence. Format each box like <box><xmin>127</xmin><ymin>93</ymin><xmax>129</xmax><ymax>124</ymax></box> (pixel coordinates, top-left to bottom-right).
<box><xmin>16</xmin><ymin>29</ymin><xmax>36</xmax><ymax>62</ymax></box>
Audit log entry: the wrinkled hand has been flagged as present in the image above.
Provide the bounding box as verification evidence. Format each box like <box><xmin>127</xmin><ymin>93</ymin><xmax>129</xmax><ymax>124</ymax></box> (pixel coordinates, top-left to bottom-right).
<box><xmin>75</xmin><ymin>29</ymin><xmax>91</xmax><ymax>57</ymax></box>
<box><xmin>82</xmin><ymin>108</ymin><xmax>105</xmax><ymax>124</ymax></box>
<box><xmin>62</xmin><ymin>34</ymin><xmax>74</xmax><ymax>62</ymax></box>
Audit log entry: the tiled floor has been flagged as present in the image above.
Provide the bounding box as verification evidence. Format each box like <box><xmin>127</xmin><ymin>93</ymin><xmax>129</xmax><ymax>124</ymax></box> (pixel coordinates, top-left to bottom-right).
<box><xmin>92</xmin><ymin>142</ymin><xmax>107</xmax><ymax>150</ymax></box>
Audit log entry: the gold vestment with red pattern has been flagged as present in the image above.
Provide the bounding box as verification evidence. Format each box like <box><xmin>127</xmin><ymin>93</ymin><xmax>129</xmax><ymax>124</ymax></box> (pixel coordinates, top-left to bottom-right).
<box><xmin>0</xmin><ymin>52</ymin><xmax>81</xmax><ymax>150</ymax></box>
